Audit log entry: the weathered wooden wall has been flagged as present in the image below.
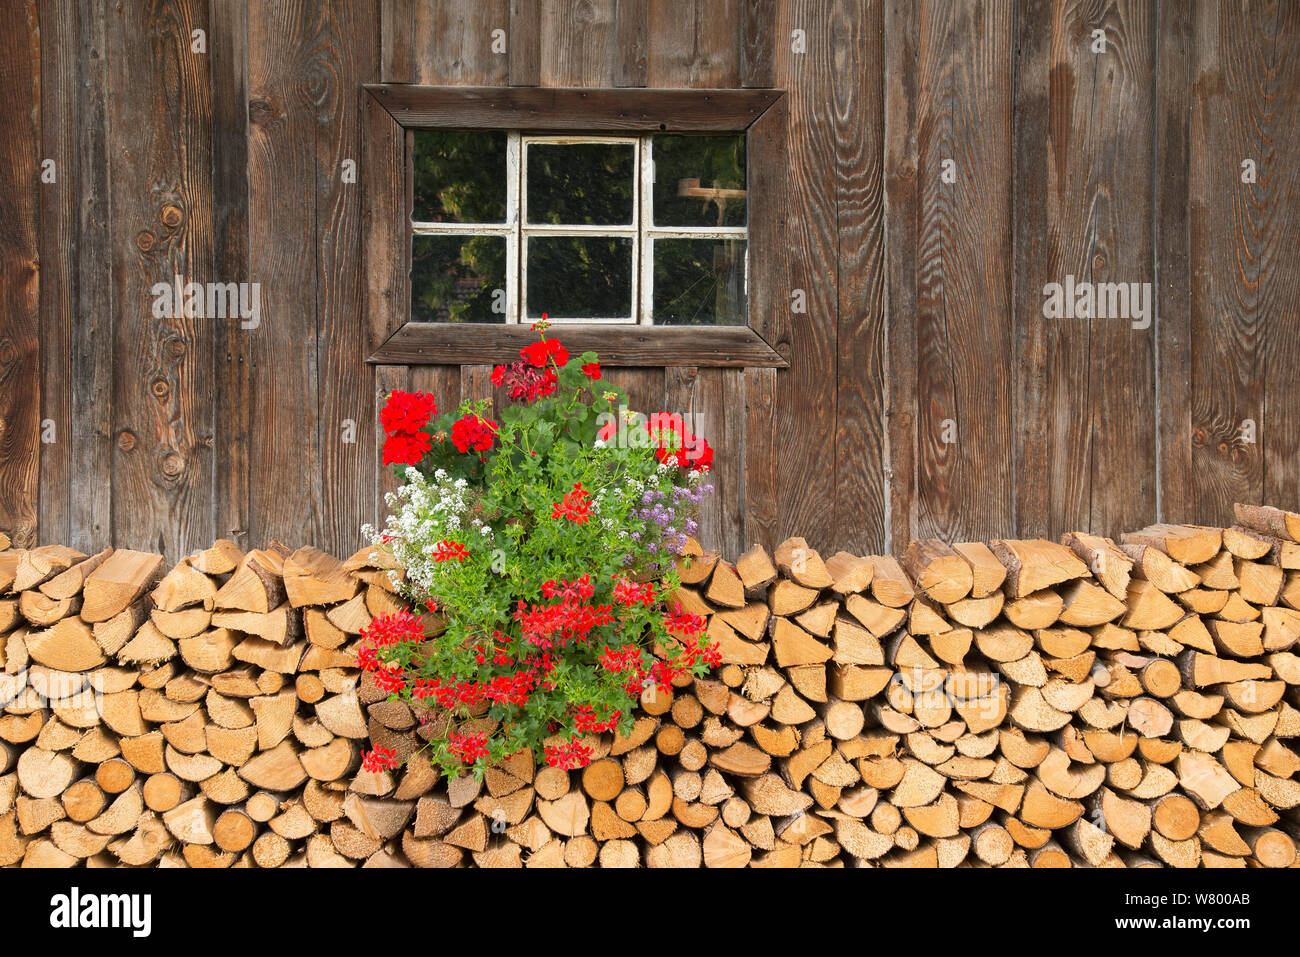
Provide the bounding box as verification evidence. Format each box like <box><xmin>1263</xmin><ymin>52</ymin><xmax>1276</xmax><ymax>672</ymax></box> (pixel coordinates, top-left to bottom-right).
<box><xmin>2</xmin><ymin>0</ymin><xmax>1297</xmax><ymax>560</ymax></box>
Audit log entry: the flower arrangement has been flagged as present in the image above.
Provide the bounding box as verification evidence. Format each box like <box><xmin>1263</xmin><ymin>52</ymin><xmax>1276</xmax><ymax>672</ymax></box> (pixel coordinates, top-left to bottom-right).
<box><xmin>360</xmin><ymin>320</ymin><xmax>719</xmax><ymax>779</ymax></box>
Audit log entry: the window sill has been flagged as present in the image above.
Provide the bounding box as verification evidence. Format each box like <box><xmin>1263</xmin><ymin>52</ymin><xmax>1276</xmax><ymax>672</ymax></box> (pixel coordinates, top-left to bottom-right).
<box><xmin>367</xmin><ymin>322</ymin><xmax>788</xmax><ymax>368</ymax></box>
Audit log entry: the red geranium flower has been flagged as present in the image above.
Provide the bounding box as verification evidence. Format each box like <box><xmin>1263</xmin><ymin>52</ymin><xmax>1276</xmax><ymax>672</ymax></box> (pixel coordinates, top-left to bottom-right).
<box><xmin>380</xmin><ymin>390</ymin><xmax>436</xmax><ymax>435</ymax></box>
<box><xmin>551</xmin><ymin>482</ymin><xmax>592</xmax><ymax>523</ymax></box>
<box><xmin>544</xmin><ymin>739</ymin><xmax>594</xmax><ymax>770</ymax></box>
<box><xmin>432</xmin><ymin>539</ymin><xmax>469</xmax><ymax>562</ymax></box>
<box><xmin>582</xmin><ymin>361</ymin><xmax>601</xmax><ymax>381</ymax></box>
<box><xmin>382</xmin><ymin>430</ymin><xmax>432</xmax><ymax>466</ymax></box>
<box><xmin>361</xmin><ymin>746</ymin><xmax>400</xmax><ymax>773</ymax></box>
<box><xmin>451</xmin><ymin>414</ymin><xmax>498</xmax><ymax>454</ymax></box>
<box><xmin>521</xmin><ymin>338</ymin><xmax>569</xmax><ymax>369</ymax></box>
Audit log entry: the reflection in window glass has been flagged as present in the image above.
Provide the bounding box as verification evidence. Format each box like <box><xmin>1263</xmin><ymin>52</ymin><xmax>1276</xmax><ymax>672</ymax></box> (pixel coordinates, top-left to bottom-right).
<box><xmin>652</xmin><ymin>134</ymin><xmax>746</xmax><ymax>228</ymax></box>
<box><xmin>526</xmin><ymin>236</ymin><xmax>633</xmax><ymax>319</ymax></box>
<box><xmin>653</xmin><ymin>238</ymin><xmax>746</xmax><ymax>326</ymax></box>
<box><xmin>526</xmin><ymin>143</ymin><xmax>635</xmax><ymax>226</ymax></box>
<box><xmin>411</xmin><ymin>234</ymin><xmax>507</xmax><ymax>323</ymax></box>
<box><xmin>412</xmin><ymin>130</ymin><xmax>508</xmax><ymax>224</ymax></box>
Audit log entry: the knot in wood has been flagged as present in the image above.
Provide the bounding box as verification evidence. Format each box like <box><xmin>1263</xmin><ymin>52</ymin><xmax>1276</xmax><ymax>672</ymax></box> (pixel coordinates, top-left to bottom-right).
<box><xmin>151</xmin><ymin>377</ymin><xmax>170</xmax><ymax>399</ymax></box>
<box><xmin>135</xmin><ymin>230</ymin><xmax>155</xmax><ymax>252</ymax></box>
<box><xmin>161</xmin><ymin>204</ymin><xmax>184</xmax><ymax>227</ymax></box>
<box><xmin>162</xmin><ymin>452</ymin><xmax>185</xmax><ymax>477</ymax></box>
<box><xmin>116</xmin><ymin>430</ymin><xmax>137</xmax><ymax>451</ymax></box>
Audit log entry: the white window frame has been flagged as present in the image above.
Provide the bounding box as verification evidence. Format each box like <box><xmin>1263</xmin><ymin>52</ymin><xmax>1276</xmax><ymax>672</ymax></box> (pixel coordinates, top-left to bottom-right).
<box><xmin>410</xmin><ymin>132</ymin><xmax>748</xmax><ymax>325</ymax></box>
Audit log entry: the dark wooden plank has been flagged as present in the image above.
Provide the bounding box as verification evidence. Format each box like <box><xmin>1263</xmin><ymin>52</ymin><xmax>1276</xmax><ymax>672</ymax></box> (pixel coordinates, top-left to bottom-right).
<box><xmin>368</xmin><ymin>84</ymin><xmax>782</xmax><ymax>131</ymax></box>
<box><xmin>647</xmin><ymin>0</ymin><xmax>741</xmax><ymax>87</ymax></box>
<box><xmin>372</xmin><ymin>323</ymin><xmax>787</xmax><ymax>367</ymax></box>
<box><xmin>770</xmin><ymin>0</ymin><xmax>842</xmax><ymax>549</ymax></box>
<box><xmin>318</xmin><ymin>0</ymin><xmax>380</xmax><ymax>558</ymax></box>
<box><xmin>1186</xmin><ymin>0</ymin><xmax>1276</xmax><ymax>523</ymax></box>
<box><xmin>746</xmin><ymin>98</ymin><xmax>791</xmax><ymax>359</ymax></box>
<box><xmin>211</xmin><ymin>0</ymin><xmax>251</xmax><ymax>548</ymax></box>
<box><xmin>373</xmin><ymin>364</ymin><xmax>408</xmax><ymax>530</ymax></box>
<box><xmin>362</xmin><ymin>93</ymin><xmax>408</xmax><ymax>356</ymax></box>
<box><xmin>460</xmin><ymin>364</ymin><xmax>499</xmax><ymax>418</ymax></box>
<box><xmin>1083</xmin><ymin>1</ymin><xmax>1157</xmax><ymax>539</ymax></box>
<box><xmin>106</xmin><ymin>0</ymin><xmax>214</xmax><ymax>557</ymax></box>
<box><xmin>1154</xmin><ymin>0</ymin><xmax>1192</xmax><ymax>524</ymax></box>
<box><xmin>37</xmin><ymin>0</ymin><xmax>77</xmax><ymax>547</ymax></box>
<box><xmin>70</xmin><ymin>0</ymin><xmax>113</xmax><ymax>553</ymax></box>
<box><xmin>832</xmin><ymin>0</ymin><xmax>887</xmax><ymax>555</ymax></box>
<box><xmin>741</xmin><ymin>0</ymin><xmax>776</xmax><ymax>88</ymax></box>
<box><xmin>613</xmin><ymin>0</ymin><xmax>648</xmax><ymax>87</ymax></box>
<box><xmin>1253</xmin><ymin>3</ymin><xmax>1300</xmax><ymax>516</ymax></box>
<box><xmin>1016</xmin><ymin>0</ymin><xmax>1157</xmax><ymax>541</ymax></box>
<box><xmin>380</xmin><ymin>0</ymin><xmax>416</xmax><ymax>83</ymax></box>
<box><xmin>912</xmin><ymin>0</ymin><xmax>1015</xmax><ymax>543</ymax></box>
<box><xmin>0</xmin><ymin>0</ymin><xmax>41</xmax><ymax>547</ymax></box>
<box><xmin>883</xmin><ymin>0</ymin><xmax>918</xmax><ymax>554</ymax></box>
<box><xmin>248</xmin><ymin>0</ymin><xmax>323</xmax><ymax>546</ymax></box>
<box><xmin>540</xmin><ymin>0</ymin><xmax>616</xmax><ymax>87</ymax></box>
<box><xmin>414</xmin><ymin>0</ymin><xmax>509</xmax><ymax>86</ymax></box>
<box><xmin>744</xmin><ymin>367</ymin><xmax>778</xmax><ymax>550</ymax></box>
<box><xmin>509</xmin><ymin>0</ymin><xmax>541</xmax><ymax>86</ymax></box>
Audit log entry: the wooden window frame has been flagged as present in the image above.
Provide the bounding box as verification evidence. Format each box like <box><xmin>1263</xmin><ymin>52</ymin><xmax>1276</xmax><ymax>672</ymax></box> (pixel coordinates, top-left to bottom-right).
<box><xmin>362</xmin><ymin>85</ymin><xmax>790</xmax><ymax>368</ymax></box>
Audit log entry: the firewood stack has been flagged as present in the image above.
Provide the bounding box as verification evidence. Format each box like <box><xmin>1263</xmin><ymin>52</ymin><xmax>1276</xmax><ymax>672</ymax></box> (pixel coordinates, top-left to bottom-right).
<box><xmin>1</xmin><ymin>502</ymin><xmax>1298</xmax><ymax>868</ymax></box>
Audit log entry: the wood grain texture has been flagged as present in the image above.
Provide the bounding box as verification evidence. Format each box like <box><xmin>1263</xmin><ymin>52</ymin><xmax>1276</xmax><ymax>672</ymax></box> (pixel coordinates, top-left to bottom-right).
<box><xmin>211</xmin><ymin>0</ymin><xmax>251</xmax><ymax>547</ymax></box>
<box><xmin>1154</xmin><ymin>0</ymin><xmax>1192</xmax><ymax>523</ymax></box>
<box><xmin>613</xmin><ymin>0</ymin><xmax>648</xmax><ymax>87</ymax></box>
<box><xmin>317</xmin><ymin>0</ymin><xmax>379</xmax><ymax>558</ymax></box>
<box><xmin>541</xmin><ymin>0</ymin><xmax>617</xmax><ymax>87</ymax></box>
<box><xmin>1016</xmin><ymin>0</ymin><xmax>1157</xmax><ymax>542</ymax></box>
<box><xmin>106</xmin><ymin>0</ymin><xmax>214</xmax><ymax>556</ymax></box>
<box><xmin>0</xmin><ymin>0</ymin><xmax>41</xmax><ymax>547</ymax></box>
<box><xmin>415</xmin><ymin>0</ymin><xmax>510</xmax><ymax>86</ymax></box>
<box><xmin>831</xmin><ymin>0</ymin><xmax>887</xmax><ymax>554</ymax></box>
<box><xmin>913</xmin><ymin>0</ymin><xmax>1015</xmax><ymax>543</ymax></box>
<box><xmin>744</xmin><ymin>367</ymin><xmax>778</xmax><ymax>549</ymax></box>
<box><xmin>883</xmin><ymin>0</ymin><xmax>918</xmax><ymax>554</ymax></box>
<box><xmin>373</xmin><ymin>364</ymin><xmax>408</xmax><ymax>530</ymax></box>
<box><xmin>646</xmin><ymin>0</ymin><xmax>740</xmax><ymax>87</ymax></box>
<box><xmin>37</xmin><ymin>0</ymin><xmax>76</xmax><ymax>547</ymax></box>
<box><xmin>741</xmin><ymin>0</ymin><xmax>777</xmax><ymax>88</ymax></box>
<box><xmin>771</xmin><ymin>0</ymin><xmax>840</xmax><ymax>548</ymax></box>
<box><xmin>248</xmin><ymin>0</ymin><xmax>324</xmax><ymax>547</ymax></box>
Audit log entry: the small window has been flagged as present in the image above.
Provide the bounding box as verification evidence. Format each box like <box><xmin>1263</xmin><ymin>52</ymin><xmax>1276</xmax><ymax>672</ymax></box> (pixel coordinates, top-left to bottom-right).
<box><xmin>410</xmin><ymin>130</ymin><xmax>747</xmax><ymax>326</ymax></box>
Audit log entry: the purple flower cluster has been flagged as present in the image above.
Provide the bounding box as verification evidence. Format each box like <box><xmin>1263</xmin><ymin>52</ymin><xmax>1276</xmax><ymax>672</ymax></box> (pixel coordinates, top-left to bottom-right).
<box><xmin>633</xmin><ymin>482</ymin><xmax>713</xmax><ymax>560</ymax></box>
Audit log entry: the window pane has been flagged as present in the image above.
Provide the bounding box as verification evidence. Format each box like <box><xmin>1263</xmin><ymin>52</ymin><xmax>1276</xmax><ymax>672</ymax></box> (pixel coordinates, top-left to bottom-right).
<box><xmin>652</xmin><ymin>238</ymin><xmax>746</xmax><ymax>326</ymax></box>
<box><xmin>412</xmin><ymin>130</ymin><xmax>508</xmax><ymax>224</ymax></box>
<box><xmin>652</xmin><ymin>134</ymin><xmax>746</xmax><ymax>228</ymax></box>
<box><xmin>526</xmin><ymin>142</ymin><xmax>635</xmax><ymax>226</ymax></box>
<box><xmin>411</xmin><ymin>234</ymin><xmax>507</xmax><ymax>323</ymax></box>
<box><xmin>526</xmin><ymin>236</ymin><xmax>633</xmax><ymax>319</ymax></box>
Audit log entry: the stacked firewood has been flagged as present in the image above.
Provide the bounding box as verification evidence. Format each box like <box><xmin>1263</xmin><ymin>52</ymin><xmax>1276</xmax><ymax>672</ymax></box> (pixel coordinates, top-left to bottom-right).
<box><xmin>1</xmin><ymin>502</ymin><xmax>1299</xmax><ymax>867</ymax></box>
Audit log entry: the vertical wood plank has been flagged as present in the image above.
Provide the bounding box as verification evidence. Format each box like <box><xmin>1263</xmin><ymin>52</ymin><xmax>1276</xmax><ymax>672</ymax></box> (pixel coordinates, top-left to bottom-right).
<box><xmin>1185</xmin><ymin>0</ymin><xmax>1283</xmax><ymax>522</ymax></box>
<box><xmin>37</xmin><ymin>0</ymin><xmax>77</xmax><ymax>547</ymax></box>
<box><xmin>771</xmin><ymin>0</ymin><xmax>841</xmax><ymax>549</ymax></box>
<box><xmin>541</xmin><ymin>0</ymin><xmax>617</xmax><ymax>87</ymax></box>
<box><xmin>416</xmin><ymin>0</ymin><xmax>510</xmax><ymax>85</ymax></box>
<box><xmin>741</xmin><ymin>0</ymin><xmax>776</xmax><ymax>88</ymax></box>
<box><xmin>744</xmin><ymin>367</ymin><xmax>778</xmax><ymax>550</ymax></box>
<box><xmin>373</xmin><ymin>364</ymin><xmax>408</xmax><ymax>529</ymax></box>
<box><xmin>318</xmin><ymin>0</ymin><xmax>380</xmax><ymax>557</ymax></box>
<box><xmin>913</xmin><ymin>0</ymin><xmax>1015</xmax><ymax>543</ymax></box>
<box><xmin>381</xmin><ymin>0</ymin><xmax>416</xmax><ymax>83</ymax></box>
<box><xmin>646</xmin><ymin>0</ymin><xmax>741</xmax><ymax>87</ymax></box>
<box><xmin>613</xmin><ymin>0</ymin><xmax>648</xmax><ymax>87</ymax></box>
<box><xmin>509</xmin><ymin>0</ymin><xmax>542</xmax><ymax>86</ymax></box>
<box><xmin>70</xmin><ymin>0</ymin><xmax>113</xmax><ymax>553</ymax></box>
<box><xmin>106</xmin><ymin>0</ymin><xmax>214</xmax><ymax>557</ymax></box>
<box><xmin>1154</xmin><ymin>0</ymin><xmax>1192</xmax><ymax>523</ymax></box>
<box><xmin>211</xmin><ymin>0</ymin><xmax>251</xmax><ymax>547</ymax></box>
<box><xmin>832</xmin><ymin>0</ymin><xmax>887</xmax><ymax>554</ymax></box>
<box><xmin>248</xmin><ymin>0</ymin><xmax>323</xmax><ymax>547</ymax></box>
<box><xmin>883</xmin><ymin>0</ymin><xmax>918</xmax><ymax>554</ymax></box>
<box><xmin>0</xmin><ymin>0</ymin><xmax>41</xmax><ymax>547</ymax></box>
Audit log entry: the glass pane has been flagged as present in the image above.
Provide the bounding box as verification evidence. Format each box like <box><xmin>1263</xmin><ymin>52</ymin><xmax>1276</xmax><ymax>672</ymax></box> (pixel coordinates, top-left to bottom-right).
<box><xmin>526</xmin><ymin>142</ymin><xmax>635</xmax><ymax>226</ymax></box>
<box><xmin>412</xmin><ymin>130</ymin><xmax>508</xmax><ymax>224</ymax></box>
<box><xmin>652</xmin><ymin>134</ymin><xmax>746</xmax><ymax>228</ymax></box>
<box><xmin>652</xmin><ymin>238</ymin><xmax>747</xmax><ymax>326</ymax></box>
<box><xmin>411</xmin><ymin>234</ymin><xmax>507</xmax><ymax>323</ymax></box>
<box><xmin>526</xmin><ymin>236</ymin><xmax>633</xmax><ymax>319</ymax></box>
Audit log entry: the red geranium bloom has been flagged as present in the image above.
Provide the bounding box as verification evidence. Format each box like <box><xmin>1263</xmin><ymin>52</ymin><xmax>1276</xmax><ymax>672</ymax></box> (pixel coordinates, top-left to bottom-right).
<box><xmin>362</xmin><ymin>609</ymin><xmax>425</xmax><ymax>646</ymax></box>
<box><xmin>581</xmin><ymin>361</ymin><xmax>601</xmax><ymax>381</ymax></box>
<box><xmin>551</xmin><ymin>482</ymin><xmax>592</xmax><ymax>523</ymax></box>
<box><xmin>451</xmin><ymin>414</ymin><xmax>498</xmax><ymax>454</ymax></box>
<box><xmin>431</xmin><ymin>539</ymin><xmax>469</xmax><ymax>562</ymax></box>
<box><xmin>448</xmin><ymin>731</ymin><xmax>490</xmax><ymax>766</ymax></box>
<box><xmin>380</xmin><ymin>390</ymin><xmax>436</xmax><ymax>435</ymax></box>
<box><xmin>361</xmin><ymin>746</ymin><xmax>400</xmax><ymax>773</ymax></box>
<box><xmin>382</xmin><ymin>430</ymin><xmax>432</xmax><ymax>466</ymax></box>
<box><xmin>521</xmin><ymin>338</ymin><xmax>569</xmax><ymax>369</ymax></box>
<box><xmin>491</xmin><ymin>364</ymin><xmax>506</xmax><ymax>386</ymax></box>
<box><xmin>544</xmin><ymin>739</ymin><xmax>594</xmax><ymax>770</ymax></box>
